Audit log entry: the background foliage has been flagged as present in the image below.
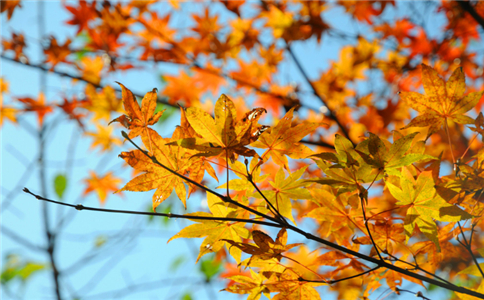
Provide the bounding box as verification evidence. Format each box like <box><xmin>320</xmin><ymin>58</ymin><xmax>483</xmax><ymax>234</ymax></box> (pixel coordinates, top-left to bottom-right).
<box><xmin>1</xmin><ymin>1</ymin><xmax>484</xmax><ymax>300</ymax></box>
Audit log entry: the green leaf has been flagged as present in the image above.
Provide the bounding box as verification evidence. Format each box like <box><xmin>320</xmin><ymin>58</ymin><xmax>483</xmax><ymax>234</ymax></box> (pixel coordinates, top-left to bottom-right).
<box><xmin>180</xmin><ymin>292</ymin><xmax>193</xmax><ymax>300</ymax></box>
<box><xmin>53</xmin><ymin>173</ymin><xmax>67</xmax><ymax>199</ymax></box>
<box><xmin>169</xmin><ymin>255</ymin><xmax>186</xmax><ymax>271</ymax></box>
<box><xmin>1</xmin><ymin>254</ymin><xmax>45</xmax><ymax>285</ymax></box>
<box><xmin>199</xmin><ymin>255</ymin><xmax>221</xmax><ymax>282</ymax></box>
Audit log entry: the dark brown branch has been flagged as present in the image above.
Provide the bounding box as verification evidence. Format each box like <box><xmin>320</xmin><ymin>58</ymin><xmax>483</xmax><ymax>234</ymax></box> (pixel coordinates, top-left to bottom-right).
<box><xmin>329</xmin><ymin>266</ymin><xmax>381</xmax><ymax>284</ymax></box>
<box><xmin>283</xmin><ymin>222</ymin><xmax>484</xmax><ymax>298</ymax></box>
<box><xmin>246</xmin><ymin>166</ymin><xmax>289</xmax><ymax>226</ymax></box>
<box><xmin>395</xmin><ymin>288</ymin><xmax>431</xmax><ymax>300</ymax></box>
<box><xmin>385</xmin><ymin>252</ymin><xmax>454</xmax><ymax>286</ymax></box>
<box><xmin>23</xmin><ymin>188</ymin><xmax>283</xmax><ymax>229</ymax></box>
<box><xmin>301</xmin><ymin>266</ymin><xmax>381</xmax><ymax>284</ymax></box>
<box><xmin>0</xmin><ymin>54</ymin><xmax>175</xmax><ymax>108</ymax></box>
<box><xmin>458</xmin><ymin>1</ymin><xmax>484</xmax><ymax>31</ymax></box>
<box><xmin>285</xmin><ymin>44</ymin><xmax>354</xmax><ymax>146</ymax></box>
<box><xmin>458</xmin><ymin>222</ymin><xmax>484</xmax><ymax>278</ymax></box>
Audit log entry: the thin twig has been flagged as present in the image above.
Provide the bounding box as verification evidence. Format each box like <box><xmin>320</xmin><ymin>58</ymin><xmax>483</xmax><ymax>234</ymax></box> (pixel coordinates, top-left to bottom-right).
<box><xmin>0</xmin><ymin>54</ymin><xmax>175</xmax><ymax>108</ymax></box>
<box><xmin>444</xmin><ymin>118</ymin><xmax>456</xmax><ymax>165</ymax></box>
<box><xmin>285</xmin><ymin>44</ymin><xmax>353</xmax><ymax>145</ymax></box>
<box><xmin>458</xmin><ymin>1</ymin><xmax>484</xmax><ymax>31</ymax></box>
<box><xmin>395</xmin><ymin>287</ymin><xmax>431</xmax><ymax>300</ymax></box>
<box><xmin>457</xmin><ymin>222</ymin><xmax>484</xmax><ymax>278</ymax></box>
<box><xmin>247</xmin><ymin>168</ymin><xmax>289</xmax><ymax>226</ymax></box>
<box><xmin>23</xmin><ymin>188</ymin><xmax>283</xmax><ymax>229</ymax></box>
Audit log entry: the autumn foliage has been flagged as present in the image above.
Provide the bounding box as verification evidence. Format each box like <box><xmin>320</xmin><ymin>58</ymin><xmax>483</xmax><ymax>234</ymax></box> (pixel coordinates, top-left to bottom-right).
<box><xmin>2</xmin><ymin>1</ymin><xmax>484</xmax><ymax>300</ymax></box>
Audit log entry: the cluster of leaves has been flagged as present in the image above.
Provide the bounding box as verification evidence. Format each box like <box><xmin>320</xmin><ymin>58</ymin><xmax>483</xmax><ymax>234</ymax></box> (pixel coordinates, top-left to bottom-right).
<box><xmin>113</xmin><ymin>62</ymin><xmax>483</xmax><ymax>299</ymax></box>
<box><xmin>2</xmin><ymin>1</ymin><xmax>484</xmax><ymax>299</ymax></box>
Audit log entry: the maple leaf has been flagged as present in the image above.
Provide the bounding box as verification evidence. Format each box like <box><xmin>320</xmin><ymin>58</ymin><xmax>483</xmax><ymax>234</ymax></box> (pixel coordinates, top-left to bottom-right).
<box><xmin>265</xmin><ymin>271</ymin><xmax>323</xmax><ymax>300</ymax></box>
<box><xmin>17</xmin><ymin>93</ymin><xmax>53</xmax><ymax>127</ymax></box>
<box><xmin>1</xmin><ymin>79</ymin><xmax>18</xmax><ymax>126</ymax></box>
<box><xmin>254</xmin><ymin>167</ymin><xmax>312</xmax><ymax>224</ymax></box>
<box><xmin>309</xmin><ymin>134</ymin><xmax>377</xmax><ymax>195</ymax></box>
<box><xmin>262</xmin><ymin>5</ymin><xmax>293</xmax><ymax>39</ymax></box>
<box><xmin>84</xmin><ymin>85</ymin><xmax>122</xmax><ymax>121</ymax></box>
<box><xmin>338</xmin><ymin>1</ymin><xmax>393</xmax><ymax>24</ymax></box>
<box><xmin>109</xmin><ymin>83</ymin><xmax>164</xmax><ymax>151</ymax></box>
<box><xmin>251</xmin><ymin>107</ymin><xmax>320</xmax><ymax>169</ymax></box>
<box><xmin>44</xmin><ymin>37</ymin><xmax>72</xmax><ymax>69</ymax></box>
<box><xmin>65</xmin><ymin>1</ymin><xmax>97</xmax><ymax>34</ymax></box>
<box><xmin>229</xmin><ymin>18</ymin><xmax>260</xmax><ymax>50</ymax></box>
<box><xmin>356</xmin><ymin>132</ymin><xmax>437</xmax><ymax>177</ymax></box>
<box><xmin>223</xmin><ymin>268</ymin><xmax>272</xmax><ymax>300</ymax></box>
<box><xmin>400</xmin><ymin>64</ymin><xmax>484</xmax><ymax>139</ymax></box>
<box><xmin>85</xmin><ymin>123</ymin><xmax>122</xmax><ymax>152</ymax></box>
<box><xmin>2</xmin><ymin>32</ymin><xmax>27</xmax><ymax>61</ymax></box>
<box><xmin>57</xmin><ymin>96</ymin><xmax>88</xmax><ymax>129</ymax></box>
<box><xmin>218</xmin><ymin>156</ymin><xmax>269</xmax><ymax>195</ymax></box>
<box><xmin>1</xmin><ymin>0</ymin><xmax>21</xmax><ymax>20</ymax></box>
<box><xmin>162</xmin><ymin>71</ymin><xmax>202</xmax><ymax>106</ymax></box>
<box><xmin>223</xmin><ymin>228</ymin><xmax>303</xmax><ymax>264</ymax></box>
<box><xmin>118</xmin><ymin>131</ymin><xmax>189</xmax><ymax>210</ymax></box>
<box><xmin>469</xmin><ymin>112</ymin><xmax>484</xmax><ymax>142</ymax></box>
<box><xmin>83</xmin><ymin>171</ymin><xmax>123</xmax><ymax>206</ymax></box>
<box><xmin>168</xmin><ymin>193</ymin><xmax>250</xmax><ymax>263</ymax></box>
<box><xmin>306</xmin><ymin>187</ymin><xmax>362</xmax><ymax>245</ymax></box>
<box><xmin>386</xmin><ymin>168</ymin><xmax>472</xmax><ymax>251</ymax></box>
<box><xmin>172</xmin><ymin>94</ymin><xmax>267</xmax><ymax>162</ymax></box>
<box><xmin>76</xmin><ymin>56</ymin><xmax>105</xmax><ymax>86</ymax></box>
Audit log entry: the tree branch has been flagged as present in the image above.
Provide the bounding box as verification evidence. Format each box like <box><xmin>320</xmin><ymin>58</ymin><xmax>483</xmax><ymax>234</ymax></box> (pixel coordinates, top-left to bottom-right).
<box><xmin>458</xmin><ymin>0</ymin><xmax>484</xmax><ymax>31</ymax></box>
<box><xmin>0</xmin><ymin>54</ymin><xmax>176</xmax><ymax>108</ymax></box>
<box><xmin>23</xmin><ymin>188</ymin><xmax>283</xmax><ymax>229</ymax></box>
<box><xmin>285</xmin><ymin>44</ymin><xmax>354</xmax><ymax>146</ymax></box>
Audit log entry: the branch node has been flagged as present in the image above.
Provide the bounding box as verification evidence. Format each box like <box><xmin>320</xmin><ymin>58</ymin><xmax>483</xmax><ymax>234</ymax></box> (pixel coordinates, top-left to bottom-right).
<box><xmin>75</xmin><ymin>204</ymin><xmax>84</xmax><ymax>211</ymax></box>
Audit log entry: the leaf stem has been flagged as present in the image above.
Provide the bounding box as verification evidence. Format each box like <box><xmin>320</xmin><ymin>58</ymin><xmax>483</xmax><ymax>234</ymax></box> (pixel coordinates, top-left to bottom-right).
<box><xmin>444</xmin><ymin>118</ymin><xmax>456</xmax><ymax>165</ymax></box>
<box><xmin>245</xmin><ymin>162</ymin><xmax>289</xmax><ymax>226</ymax></box>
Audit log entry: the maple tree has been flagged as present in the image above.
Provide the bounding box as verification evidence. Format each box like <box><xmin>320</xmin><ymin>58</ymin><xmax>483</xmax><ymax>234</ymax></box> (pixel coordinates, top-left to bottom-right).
<box><xmin>2</xmin><ymin>1</ymin><xmax>484</xmax><ymax>300</ymax></box>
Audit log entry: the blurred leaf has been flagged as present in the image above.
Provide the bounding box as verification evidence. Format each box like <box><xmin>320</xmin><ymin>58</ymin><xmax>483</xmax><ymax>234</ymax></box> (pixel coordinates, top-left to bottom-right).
<box><xmin>17</xmin><ymin>262</ymin><xmax>45</xmax><ymax>280</ymax></box>
<box><xmin>156</xmin><ymin>105</ymin><xmax>176</xmax><ymax>124</ymax></box>
<box><xmin>53</xmin><ymin>173</ymin><xmax>67</xmax><ymax>199</ymax></box>
<box><xmin>94</xmin><ymin>235</ymin><xmax>108</xmax><ymax>248</ymax></box>
<box><xmin>1</xmin><ymin>254</ymin><xmax>45</xmax><ymax>285</ymax></box>
<box><xmin>181</xmin><ymin>292</ymin><xmax>193</xmax><ymax>300</ymax></box>
<box><xmin>199</xmin><ymin>255</ymin><xmax>221</xmax><ymax>282</ymax></box>
<box><xmin>169</xmin><ymin>255</ymin><xmax>186</xmax><ymax>271</ymax></box>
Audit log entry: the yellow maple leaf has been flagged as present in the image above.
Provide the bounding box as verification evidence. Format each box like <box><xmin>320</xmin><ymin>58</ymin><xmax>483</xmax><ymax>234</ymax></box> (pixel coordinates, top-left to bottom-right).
<box><xmin>400</xmin><ymin>64</ymin><xmax>484</xmax><ymax>139</ymax></box>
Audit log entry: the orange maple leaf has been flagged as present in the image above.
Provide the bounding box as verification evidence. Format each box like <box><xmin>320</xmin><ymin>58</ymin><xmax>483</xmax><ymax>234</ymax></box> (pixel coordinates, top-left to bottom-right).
<box><xmin>109</xmin><ymin>83</ymin><xmax>164</xmax><ymax>151</ymax></box>
<box><xmin>85</xmin><ymin>123</ymin><xmax>123</xmax><ymax>152</ymax></box>
<box><xmin>400</xmin><ymin>64</ymin><xmax>484</xmax><ymax>139</ymax></box>
<box><xmin>118</xmin><ymin>131</ymin><xmax>190</xmax><ymax>210</ymax></box>
<box><xmin>1</xmin><ymin>0</ymin><xmax>21</xmax><ymax>20</ymax></box>
<box><xmin>44</xmin><ymin>37</ymin><xmax>71</xmax><ymax>69</ymax></box>
<box><xmin>83</xmin><ymin>171</ymin><xmax>123</xmax><ymax>206</ymax></box>
<box><xmin>17</xmin><ymin>93</ymin><xmax>53</xmax><ymax>127</ymax></box>
<box><xmin>65</xmin><ymin>1</ymin><xmax>97</xmax><ymax>34</ymax></box>
<box><xmin>251</xmin><ymin>107</ymin><xmax>320</xmax><ymax>169</ymax></box>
